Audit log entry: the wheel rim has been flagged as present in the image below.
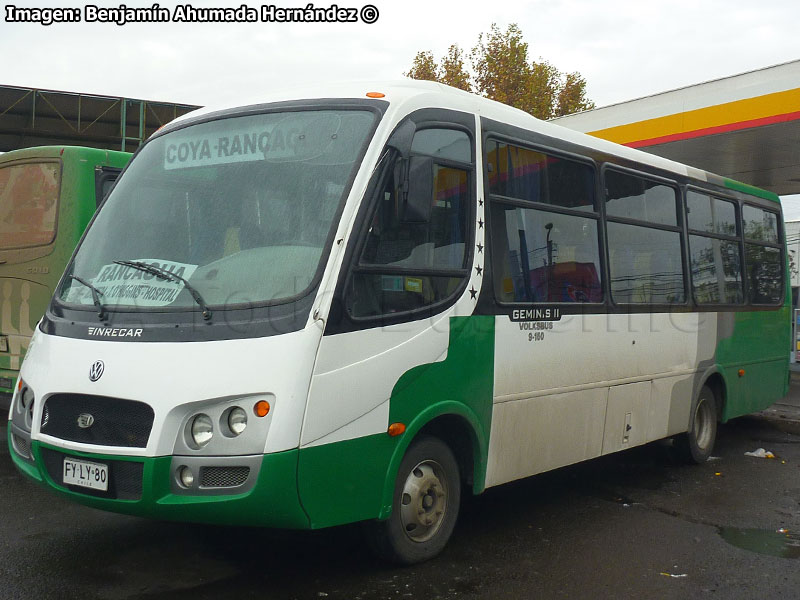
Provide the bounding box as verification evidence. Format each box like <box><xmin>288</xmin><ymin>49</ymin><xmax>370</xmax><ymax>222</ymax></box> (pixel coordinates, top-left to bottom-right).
<box><xmin>693</xmin><ymin>395</ymin><xmax>715</xmax><ymax>450</ymax></box>
<box><xmin>399</xmin><ymin>459</ymin><xmax>448</xmax><ymax>543</ymax></box>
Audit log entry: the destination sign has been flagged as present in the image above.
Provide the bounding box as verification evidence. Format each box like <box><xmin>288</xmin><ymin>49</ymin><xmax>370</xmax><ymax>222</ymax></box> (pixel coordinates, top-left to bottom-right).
<box><xmin>67</xmin><ymin>259</ymin><xmax>198</xmax><ymax>307</ymax></box>
<box><xmin>164</xmin><ymin>124</ymin><xmax>302</xmax><ymax>169</ymax></box>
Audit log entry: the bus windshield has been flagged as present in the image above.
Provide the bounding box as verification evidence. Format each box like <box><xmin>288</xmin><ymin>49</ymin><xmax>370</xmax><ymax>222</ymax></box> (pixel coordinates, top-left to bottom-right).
<box><xmin>59</xmin><ymin>109</ymin><xmax>375</xmax><ymax>311</ymax></box>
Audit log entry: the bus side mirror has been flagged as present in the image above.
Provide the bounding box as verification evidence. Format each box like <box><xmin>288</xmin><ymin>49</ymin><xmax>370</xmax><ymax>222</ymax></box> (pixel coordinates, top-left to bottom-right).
<box><xmin>387</xmin><ymin>120</ymin><xmax>416</xmax><ymax>158</ymax></box>
<box><xmin>402</xmin><ymin>156</ymin><xmax>434</xmax><ymax>223</ymax></box>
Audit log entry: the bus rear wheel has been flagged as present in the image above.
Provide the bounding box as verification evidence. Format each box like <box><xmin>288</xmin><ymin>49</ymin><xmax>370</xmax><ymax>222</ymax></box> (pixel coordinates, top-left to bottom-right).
<box><xmin>675</xmin><ymin>384</ymin><xmax>718</xmax><ymax>464</ymax></box>
<box><xmin>366</xmin><ymin>436</ymin><xmax>461</xmax><ymax>565</ymax></box>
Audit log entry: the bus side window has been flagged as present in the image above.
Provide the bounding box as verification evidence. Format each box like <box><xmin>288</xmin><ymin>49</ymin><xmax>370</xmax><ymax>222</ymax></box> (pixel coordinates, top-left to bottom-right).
<box><xmin>94</xmin><ymin>167</ymin><xmax>123</xmax><ymax>208</ymax></box>
<box><xmin>347</xmin><ymin>127</ymin><xmax>472</xmax><ymax>319</ymax></box>
<box><xmin>0</xmin><ymin>161</ymin><xmax>61</xmax><ymax>249</ymax></box>
<box><xmin>742</xmin><ymin>204</ymin><xmax>783</xmax><ymax>305</ymax></box>
<box><xmin>687</xmin><ymin>191</ymin><xmax>743</xmax><ymax>305</ymax></box>
<box><xmin>604</xmin><ymin>170</ymin><xmax>685</xmax><ymax>305</ymax></box>
<box><xmin>487</xmin><ymin>140</ymin><xmax>601</xmax><ymax>304</ymax></box>
<box><xmin>492</xmin><ymin>204</ymin><xmax>602</xmax><ymax>303</ymax></box>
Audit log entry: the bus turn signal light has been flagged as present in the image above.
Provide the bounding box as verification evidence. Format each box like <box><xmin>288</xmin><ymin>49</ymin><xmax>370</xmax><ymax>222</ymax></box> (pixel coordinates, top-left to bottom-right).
<box><xmin>254</xmin><ymin>400</ymin><xmax>271</xmax><ymax>417</ymax></box>
<box><xmin>387</xmin><ymin>422</ymin><xmax>406</xmax><ymax>437</ymax></box>
<box><xmin>738</xmin><ymin>369</ymin><xmax>745</xmax><ymax>377</ymax></box>
<box><xmin>366</xmin><ymin>92</ymin><xmax>385</xmax><ymax>98</ymax></box>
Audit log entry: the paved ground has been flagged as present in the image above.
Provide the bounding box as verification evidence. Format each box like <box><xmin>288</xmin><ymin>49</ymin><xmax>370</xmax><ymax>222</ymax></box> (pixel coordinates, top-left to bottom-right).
<box><xmin>3</xmin><ymin>379</ymin><xmax>800</xmax><ymax>599</ymax></box>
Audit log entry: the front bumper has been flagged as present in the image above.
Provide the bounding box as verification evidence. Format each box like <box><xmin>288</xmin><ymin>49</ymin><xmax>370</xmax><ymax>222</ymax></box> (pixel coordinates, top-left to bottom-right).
<box><xmin>7</xmin><ymin>426</ymin><xmax>311</xmax><ymax>529</ymax></box>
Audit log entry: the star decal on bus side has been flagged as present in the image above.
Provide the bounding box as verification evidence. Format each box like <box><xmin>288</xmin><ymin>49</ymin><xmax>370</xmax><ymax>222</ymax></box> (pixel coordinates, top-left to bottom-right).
<box><xmin>476</xmin><ymin>243</ymin><xmax>483</xmax><ymax>253</ymax></box>
<box><xmin>475</xmin><ymin>265</ymin><xmax>483</xmax><ymax>276</ymax></box>
<box><xmin>469</xmin><ymin>286</ymin><xmax>478</xmax><ymax>300</ymax></box>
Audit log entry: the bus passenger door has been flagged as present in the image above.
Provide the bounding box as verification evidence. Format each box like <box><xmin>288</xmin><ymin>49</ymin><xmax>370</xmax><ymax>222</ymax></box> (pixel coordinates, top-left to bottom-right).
<box><xmin>298</xmin><ymin>116</ymin><xmax>480</xmax><ymax>528</ymax></box>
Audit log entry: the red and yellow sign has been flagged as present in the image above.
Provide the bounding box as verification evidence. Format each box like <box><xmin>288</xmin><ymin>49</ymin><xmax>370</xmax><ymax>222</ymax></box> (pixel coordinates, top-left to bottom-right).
<box><xmin>587</xmin><ymin>88</ymin><xmax>800</xmax><ymax>148</ymax></box>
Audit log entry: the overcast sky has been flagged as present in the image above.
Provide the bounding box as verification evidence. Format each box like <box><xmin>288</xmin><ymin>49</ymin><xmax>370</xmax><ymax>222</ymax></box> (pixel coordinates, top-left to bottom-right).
<box><xmin>3</xmin><ymin>0</ymin><xmax>798</xmax><ymax>107</ymax></box>
<box><xmin>2</xmin><ymin>0</ymin><xmax>799</xmax><ymax>207</ymax></box>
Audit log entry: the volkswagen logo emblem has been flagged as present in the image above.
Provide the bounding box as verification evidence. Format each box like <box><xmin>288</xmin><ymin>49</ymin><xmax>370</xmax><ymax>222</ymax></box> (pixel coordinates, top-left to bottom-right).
<box><xmin>88</xmin><ymin>360</ymin><xmax>105</xmax><ymax>382</ymax></box>
<box><xmin>77</xmin><ymin>413</ymin><xmax>95</xmax><ymax>429</ymax></box>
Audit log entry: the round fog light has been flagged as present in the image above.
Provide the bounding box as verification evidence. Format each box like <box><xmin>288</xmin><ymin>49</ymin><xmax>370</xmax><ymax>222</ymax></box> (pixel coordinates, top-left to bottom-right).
<box><xmin>228</xmin><ymin>407</ymin><xmax>247</xmax><ymax>436</ymax></box>
<box><xmin>190</xmin><ymin>414</ymin><xmax>213</xmax><ymax>448</ymax></box>
<box><xmin>178</xmin><ymin>466</ymin><xmax>194</xmax><ymax>488</ymax></box>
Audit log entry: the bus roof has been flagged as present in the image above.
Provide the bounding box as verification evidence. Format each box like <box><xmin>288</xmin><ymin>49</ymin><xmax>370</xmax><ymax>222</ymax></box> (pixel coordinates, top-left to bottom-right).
<box><xmin>0</xmin><ymin>145</ymin><xmax>131</xmax><ymax>165</ymax></box>
<box><xmin>162</xmin><ymin>80</ymin><xmax>778</xmax><ymax>202</ymax></box>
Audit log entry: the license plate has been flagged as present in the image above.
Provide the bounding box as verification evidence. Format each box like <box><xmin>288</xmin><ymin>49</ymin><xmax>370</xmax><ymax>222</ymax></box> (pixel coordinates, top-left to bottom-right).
<box><xmin>63</xmin><ymin>458</ymin><xmax>109</xmax><ymax>491</ymax></box>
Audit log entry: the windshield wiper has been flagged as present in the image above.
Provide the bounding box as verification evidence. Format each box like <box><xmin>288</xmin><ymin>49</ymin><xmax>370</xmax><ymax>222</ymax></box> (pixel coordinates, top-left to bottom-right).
<box><xmin>68</xmin><ymin>274</ymin><xmax>107</xmax><ymax>321</ymax></box>
<box><xmin>113</xmin><ymin>260</ymin><xmax>212</xmax><ymax>321</ymax></box>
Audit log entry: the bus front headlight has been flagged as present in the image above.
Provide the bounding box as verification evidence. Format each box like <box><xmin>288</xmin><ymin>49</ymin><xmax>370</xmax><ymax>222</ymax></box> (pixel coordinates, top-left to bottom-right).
<box><xmin>19</xmin><ymin>385</ymin><xmax>35</xmax><ymax>430</ymax></box>
<box><xmin>227</xmin><ymin>407</ymin><xmax>247</xmax><ymax>436</ymax></box>
<box><xmin>189</xmin><ymin>414</ymin><xmax>213</xmax><ymax>448</ymax></box>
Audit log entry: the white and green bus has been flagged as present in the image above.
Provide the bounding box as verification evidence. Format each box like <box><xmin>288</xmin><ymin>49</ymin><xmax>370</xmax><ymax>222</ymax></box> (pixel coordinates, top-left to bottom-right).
<box><xmin>8</xmin><ymin>82</ymin><xmax>790</xmax><ymax>564</ymax></box>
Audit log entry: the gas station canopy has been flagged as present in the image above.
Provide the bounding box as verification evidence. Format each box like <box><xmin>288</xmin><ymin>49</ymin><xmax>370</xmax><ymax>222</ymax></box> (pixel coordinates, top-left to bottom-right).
<box><xmin>553</xmin><ymin>60</ymin><xmax>800</xmax><ymax>196</ymax></box>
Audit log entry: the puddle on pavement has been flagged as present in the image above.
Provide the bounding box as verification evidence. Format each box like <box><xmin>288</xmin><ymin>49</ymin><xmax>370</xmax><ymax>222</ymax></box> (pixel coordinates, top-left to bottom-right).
<box><xmin>718</xmin><ymin>527</ymin><xmax>800</xmax><ymax>559</ymax></box>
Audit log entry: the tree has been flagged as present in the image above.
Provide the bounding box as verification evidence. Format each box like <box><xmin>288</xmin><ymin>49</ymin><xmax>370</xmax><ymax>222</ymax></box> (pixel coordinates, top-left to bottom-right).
<box><xmin>405</xmin><ymin>50</ymin><xmax>438</xmax><ymax>82</ymax></box>
<box><xmin>526</xmin><ymin>59</ymin><xmax>560</xmax><ymax>120</ymax></box>
<box><xmin>439</xmin><ymin>45</ymin><xmax>471</xmax><ymax>91</ymax></box>
<box><xmin>556</xmin><ymin>72</ymin><xmax>595</xmax><ymax>117</ymax></box>
<box><xmin>406</xmin><ymin>46</ymin><xmax>471</xmax><ymax>91</ymax></box>
<box><xmin>471</xmin><ymin>24</ymin><xmax>531</xmax><ymax>112</ymax></box>
<box><xmin>404</xmin><ymin>23</ymin><xmax>595</xmax><ymax>119</ymax></box>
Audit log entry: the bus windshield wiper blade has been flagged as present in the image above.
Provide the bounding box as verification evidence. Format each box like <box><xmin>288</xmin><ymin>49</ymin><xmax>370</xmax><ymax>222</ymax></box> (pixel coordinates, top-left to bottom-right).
<box><xmin>113</xmin><ymin>260</ymin><xmax>212</xmax><ymax>321</ymax></box>
<box><xmin>68</xmin><ymin>274</ymin><xmax>106</xmax><ymax>321</ymax></box>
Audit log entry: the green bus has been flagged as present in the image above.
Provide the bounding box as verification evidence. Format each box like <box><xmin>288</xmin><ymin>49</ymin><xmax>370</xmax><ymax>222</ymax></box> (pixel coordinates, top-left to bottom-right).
<box><xmin>0</xmin><ymin>146</ymin><xmax>131</xmax><ymax>395</ymax></box>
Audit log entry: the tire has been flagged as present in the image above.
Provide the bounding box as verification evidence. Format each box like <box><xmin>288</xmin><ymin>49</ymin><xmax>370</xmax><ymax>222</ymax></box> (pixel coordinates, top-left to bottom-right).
<box><xmin>365</xmin><ymin>436</ymin><xmax>461</xmax><ymax>565</ymax></box>
<box><xmin>675</xmin><ymin>384</ymin><xmax>718</xmax><ymax>464</ymax></box>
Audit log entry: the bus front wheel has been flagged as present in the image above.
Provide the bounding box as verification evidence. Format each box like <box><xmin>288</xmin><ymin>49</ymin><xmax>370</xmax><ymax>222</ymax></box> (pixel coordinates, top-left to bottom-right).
<box><xmin>366</xmin><ymin>436</ymin><xmax>461</xmax><ymax>564</ymax></box>
<box><xmin>675</xmin><ymin>384</ymin><xmax>718</xmax><ymax>464</ymax></box>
